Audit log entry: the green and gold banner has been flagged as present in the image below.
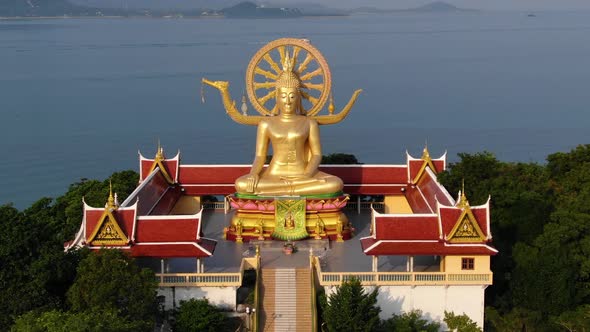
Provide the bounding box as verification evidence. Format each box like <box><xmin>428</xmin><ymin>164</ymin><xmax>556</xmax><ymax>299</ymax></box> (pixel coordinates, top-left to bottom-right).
<box><xmin>273</xmin><ymin>198</ymin><xmax>308</xmax><ymax>240</ymax></box>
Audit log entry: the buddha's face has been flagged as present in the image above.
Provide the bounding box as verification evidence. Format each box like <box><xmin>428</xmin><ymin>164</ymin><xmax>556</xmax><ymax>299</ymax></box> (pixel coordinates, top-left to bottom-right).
<box><xmin>277</xmin><ymin>87</ymin><xmax>300</xmax><ymax>115</ymax></box>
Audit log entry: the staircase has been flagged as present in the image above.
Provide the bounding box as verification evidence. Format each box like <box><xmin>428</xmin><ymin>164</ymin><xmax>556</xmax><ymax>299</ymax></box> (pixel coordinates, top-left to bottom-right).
<box><xmin>260</xmin><ymin>268</ymin><xmax>313</xmax><ymax>332</ymax></box>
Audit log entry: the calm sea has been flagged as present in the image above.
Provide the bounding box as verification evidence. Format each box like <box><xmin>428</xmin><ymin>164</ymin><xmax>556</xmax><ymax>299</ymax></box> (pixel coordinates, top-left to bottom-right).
<box><xmin>1</xmin><ymin>11</ymin><xmax>590</xmax><ymax>208</ymax></box>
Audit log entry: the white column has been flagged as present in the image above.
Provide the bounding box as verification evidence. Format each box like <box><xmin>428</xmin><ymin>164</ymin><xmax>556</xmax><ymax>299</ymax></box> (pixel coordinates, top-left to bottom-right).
<box><xmin>196</xmin><ymin>258</ymin><xmax>201</xmax><ymax>273</ymax></box>
<box><xmin>372</xmin><ymin>256</ymin><xmax>379</xmax><ymax>272</ymax></box>
<box><xmin>160</xmin><ymin>259</ymin><xmax>165</xmax><ymax>274</ymax></box>
<box><xmin>357</xmin><ymin>196</ymin><xmax>361</xmax><ymax>214</ymax></box>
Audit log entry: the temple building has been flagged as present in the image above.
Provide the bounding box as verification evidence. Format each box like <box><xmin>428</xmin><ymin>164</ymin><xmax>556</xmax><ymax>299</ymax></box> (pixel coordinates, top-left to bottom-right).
<box><xmin>66</xmin><ymin>38</ymin><xmax>496</xmax><ymax>331</ymax></box>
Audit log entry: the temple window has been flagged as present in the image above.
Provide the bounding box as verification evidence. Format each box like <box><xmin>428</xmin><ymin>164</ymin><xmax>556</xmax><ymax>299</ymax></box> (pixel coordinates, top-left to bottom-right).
<box><xmin>461</xmin><ymin>257</ymin><xmax>475</xmax><ymax>270</ymax></box>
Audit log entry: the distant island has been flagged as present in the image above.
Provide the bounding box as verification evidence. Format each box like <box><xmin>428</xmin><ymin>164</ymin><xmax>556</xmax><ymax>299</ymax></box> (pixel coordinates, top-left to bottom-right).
<box><xmin>0</xmin><ymin>0</ymin><xmax>346</xmax><ymax>18</ymax></box>
<box><xmin>221</xmin><ymin>2</ymin><xmax>301</xmax><ymax>18</ymax></box>
<box><xmin>1</xmin><ymin>0</ymin><xmax>474</xmax><ymax>19</ymax></box>
<box><xmin>352</xmin><ymin>1</ymin><xmax>475</xmax><ymax>14</ymax></box>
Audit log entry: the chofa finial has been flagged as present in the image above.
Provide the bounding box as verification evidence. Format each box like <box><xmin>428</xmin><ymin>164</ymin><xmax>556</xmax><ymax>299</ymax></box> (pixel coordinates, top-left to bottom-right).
<box><xmin>457</xmin><ymin>179</ymin><xmax>470</xmax><ymax>208</ymax></box>
<box><xmin>155</xmin><ymin>140</ymin><xmax>165</xmax><ymax>161</ymax></box>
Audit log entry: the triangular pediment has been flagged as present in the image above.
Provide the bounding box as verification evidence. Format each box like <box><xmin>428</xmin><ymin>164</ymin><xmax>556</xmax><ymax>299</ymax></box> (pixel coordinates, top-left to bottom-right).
<box><xmin>148</xmin><ymin>158</ymin><xmax>175</xmax><ymax>185</ymax></box>
<box><xmin>87</xmin><ymin>209</ymin><xmax>129</xmax><ymax>246</ymax></box>
<box><xmin>412</xmin><ymin>147</ymin><xmax>438</xmax><ymax>183</ymax></box>
<box><xmin>447</xmin><ymin>208</ymin><xmax>486</xmax><ymax>243</ymax></box>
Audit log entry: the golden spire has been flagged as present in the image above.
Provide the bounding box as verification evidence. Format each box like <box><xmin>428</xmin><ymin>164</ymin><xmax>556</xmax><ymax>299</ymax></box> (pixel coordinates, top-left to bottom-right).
<box><xmin>155</xmin><ymin>140</ymin><xmax>164</xmax><ymax>162</ymax></box>
<box><xmin>457</xmin><ymin>179</ymin><xmax>470</xmax><ymax>208</ymax></box>
<box><xmin>106</xmin><ymin>180</ymin><xmax>117</xmax><ymax>210</ymax></box>
<box><xmin>421</xmin><ymin>141</ymin><xmax>431</xmax><ymax>161</ymax></box>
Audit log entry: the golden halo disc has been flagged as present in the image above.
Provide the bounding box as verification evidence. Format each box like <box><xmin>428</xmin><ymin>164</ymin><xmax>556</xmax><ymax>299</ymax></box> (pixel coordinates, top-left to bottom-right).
<box><xmin>245</xmin><ymin>38</ymin><xmax>332</xmax><ymax>116</ymax></box>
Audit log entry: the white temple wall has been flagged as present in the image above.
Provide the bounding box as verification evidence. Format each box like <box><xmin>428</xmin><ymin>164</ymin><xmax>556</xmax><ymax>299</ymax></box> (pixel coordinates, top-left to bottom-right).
<box><xmin>323</xmin><ymin>285</ymin><xmax>486</xmax><ymax>330</ymax></box>
<box><xmin>158</xmin><ymin>287</ymin><xmax>237</xmax><ymax>311</ymax></box>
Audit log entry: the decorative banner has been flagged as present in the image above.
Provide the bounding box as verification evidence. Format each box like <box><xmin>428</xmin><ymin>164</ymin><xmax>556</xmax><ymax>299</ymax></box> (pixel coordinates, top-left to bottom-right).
<box><xmin>273</xmin><ymin>198</ymin><xmax>308</xmax><ymax>240</ymax></box>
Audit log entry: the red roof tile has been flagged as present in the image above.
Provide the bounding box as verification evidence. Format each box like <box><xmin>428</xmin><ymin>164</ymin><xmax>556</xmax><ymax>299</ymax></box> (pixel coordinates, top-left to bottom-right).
<box><xmin>375</xmin><ymin>215</ymin><xmax>440</xmax><ymax>240</ymax></box>
<box><xmin>361</xmin><ymin>238</ymin><xmax>497</xmax><ymax>256</ymax></box>
<box><xmin>135</xmin><ymin>216</ymin><xmax>200</xmax><ymax>243</ymax></box>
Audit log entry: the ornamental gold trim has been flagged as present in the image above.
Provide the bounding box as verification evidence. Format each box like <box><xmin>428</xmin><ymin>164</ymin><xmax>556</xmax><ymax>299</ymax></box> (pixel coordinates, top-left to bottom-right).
<box><xmin>148</xmin><ymin>145</ymin><xmax>175</xmax><ymax>185</ymax></box>
<box><xmin>87</xmin><ymin>209</ymin><xmax>129</xmax><ymax>246</ymax></box>
<box><xmin>412</xmin><ymin>146</ymin><xmax>438</xmax><ymax>183</ymax></box>
<box><xmin>447</xmin><ymin>207</ymin><xmax>486</xmax><ymax>243</ymax></box>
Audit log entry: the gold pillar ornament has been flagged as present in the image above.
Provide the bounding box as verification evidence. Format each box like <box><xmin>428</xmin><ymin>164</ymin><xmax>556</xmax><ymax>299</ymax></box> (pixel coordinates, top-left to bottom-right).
<box><xmin>235</xmin><ymin>219</ymin><xmax>243</xmax><ymax>243</ymax></box>
<box><xmin>203</xmin><ymin>38</ymin><xmax>362</xmax><ymax>197</ymax></box>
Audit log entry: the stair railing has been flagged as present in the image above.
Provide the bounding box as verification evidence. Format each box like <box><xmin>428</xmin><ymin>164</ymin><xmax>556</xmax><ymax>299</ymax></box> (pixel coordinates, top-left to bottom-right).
<box><xmin>252</xmin><ymin>245</ymin><xmax>261</xmax><ymax>332</ymax></box>
<box><xmin>310</xmin><ymin>249</ymin><xmax>318</xmax><ymax>332</ymax></box>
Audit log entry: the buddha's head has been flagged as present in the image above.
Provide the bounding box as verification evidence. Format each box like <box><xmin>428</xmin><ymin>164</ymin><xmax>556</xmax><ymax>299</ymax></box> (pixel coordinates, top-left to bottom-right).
<box><xmin>275</xmin><ymin>53</ymin><xmax>304</xmax><ymax>115</ymax></box>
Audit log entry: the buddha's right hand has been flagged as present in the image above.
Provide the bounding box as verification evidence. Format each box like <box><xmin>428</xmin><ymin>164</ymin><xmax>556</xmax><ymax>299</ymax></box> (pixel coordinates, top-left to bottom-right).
<box><xmin>245</xmin><ymin>174</ymin><xmax>259</xmax><ymax>193</ymax></box>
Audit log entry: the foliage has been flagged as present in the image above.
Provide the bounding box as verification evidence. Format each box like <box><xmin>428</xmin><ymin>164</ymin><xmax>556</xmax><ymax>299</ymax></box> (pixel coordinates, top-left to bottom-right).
<box><xmin>379</xmin><ymin>310</ymin><xmax>439</xmax><ymax>332</ymax></box>
<box><xmin>175</xmin><ymin>298</ymin><xmax>231</xmax><ymax>332</ymax></box>
<box><xmin>485</xmin><ymin>307</ymin><xmax>544</xmax><ymax>332</ymax></box>
<box><xmin>11</xmin><ymin>308</ymin><xmax>146</xmax><ymax>332</ymax></box>
<box><xmin>551</xmin><ymin>304</ymin><xmax>590</xmax><ymax>332</ymax></box>
<box><xmin>321</xmin><ymin>153</ymin><xmax>361</xmax><ymax>164</ymax></box>
<box><xmin>0</xmin><ymin>171</ymin><xmax>138</xmax><ymax>329</ymax></box>
<box><xmin>51</xmin><ymin>170</ymin><xmax>139</xmax><ymax>243</ymax></box>
<box><xmin>67</xmin><ymin>248</ymin><xmax>157</xmax><ymax>329</ymax></box>
<box><xmin>443</xmin><ymin>311</ymin><xmax>481</xmax><ymax>332</ymax></box>
<box><xmin>441</xmin><ymin>145</ymin><xmax>590</xmax><ymax>328</ymax></box>
<box><xmin>0</xmin><ymin>203</ymin><xmax>87</xmax><ymax>329</ymax></box>
<box><xmin>319</xmin><ymin>278</ymin><xmax>381</xmax><ymax>332</ymax></box>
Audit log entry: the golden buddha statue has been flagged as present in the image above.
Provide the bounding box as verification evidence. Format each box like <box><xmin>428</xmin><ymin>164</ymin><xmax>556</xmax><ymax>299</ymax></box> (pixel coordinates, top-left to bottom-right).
<box><xmin>202</xmin><ymin>38</ymin><xmax>362</xmax><ymax>197</ymax></box>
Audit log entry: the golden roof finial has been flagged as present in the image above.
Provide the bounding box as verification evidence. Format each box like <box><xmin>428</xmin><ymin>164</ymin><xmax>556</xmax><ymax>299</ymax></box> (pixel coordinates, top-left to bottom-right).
<box><xmin>457</xmin><ymin>179</ymin><xmax>470</xmax><ymax>208</ymax></box>
<box><xmin>155</xmin><ymin>139</ymin><xmax>164</xmax><ymax>161</ymax></box>
<box><xmin>421</xmin><ymin>140</ymin><xmax>431</xmax><ymax>160</ymax></box>
<box><xmin>106</xmin><ymin>180</ymin><xmax>117</xmax><ymax>210</ymax></box>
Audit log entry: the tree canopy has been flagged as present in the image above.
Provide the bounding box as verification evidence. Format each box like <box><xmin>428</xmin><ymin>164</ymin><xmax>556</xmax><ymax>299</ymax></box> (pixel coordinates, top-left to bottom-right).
<box><xmin>319</xmin><ymin>278</ymin><xmax>381</xmax><ymax>332</ymax></box>
<box><xmin>175</xmin><ymin>298</ymin><xmax>233</xmax><ymax>332</ymax></box>
<box><xmin>439</xmin><ymin>144</ymin><xmax>590</xmax><ymax>330</ymax></box>
<box><xmin>67</xmin><ymin>248</ymin><xmax>158</xmax><ymax>328</ymax></box>
<box><xmin>0</xmin><ymin>170</ymin><xmax>139</xmax><ymax>330</ymax></box>
<box><xmin>379</xmin><ymin>310</ymin><xmax>440</xmax><ymax>332</ymax></box>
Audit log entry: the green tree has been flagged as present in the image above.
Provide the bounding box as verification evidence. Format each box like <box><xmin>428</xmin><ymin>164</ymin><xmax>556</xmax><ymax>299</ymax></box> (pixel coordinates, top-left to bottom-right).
<box><xmin>321</xmin><ymin>153</ymin><xmax>361</xmax><ymax>164</ymax></box>
<box><xmin>379</xmin><ymin>310</ymin><xmax>439</xmax><ymax>332</ymax></box>
<box><xmin>0</xmin><ymin>170</ymin><xmax>139</xmax><ymax>329</ymax></box>
<box><xmin>485</xmin><ymin>307</ymin><xmax>543</xmax><ymax>332</ymax></box>
<box><xmin>51</xmin><ymin>170</ymin><xmax>139</xmax><ymax>243</ymax></box>
<box><xmin>319</xmin><ymin>278</ymin><xmax>381</xmax><ymax>332</ymax></box>
<box><xmin>67</xmin><ymin>248</ymin><xmax>157</xmax><ymax>330</ymax></box>
<box><xmin>11</xmin><ymin>308</ymin><xmax>145</xmax><ymax>332</ymax></box>
<box><xmin>443</xmin><ymin>311</ymin><xmax>481</xmax><ymax>332</ymax></box>
<box><xmin>175</xmin><ymin>298</ymin><xmax>230</xmax><ymax>332</ymax></box>
<box><xmin>551</xmin><ymin>304</ymin><xmax>590</xmax><ymax>331</ymax></box>
<box><xmin>438</xmin><ymin>152</ymin><xmax>553</xmax><ymax>311</ymax></box>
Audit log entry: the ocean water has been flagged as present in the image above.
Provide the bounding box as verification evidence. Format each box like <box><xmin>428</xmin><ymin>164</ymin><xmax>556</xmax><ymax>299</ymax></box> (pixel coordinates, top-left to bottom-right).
<box><xmin>1</xmin><ymin>11</ymin><xmax>589</xmax><ymax>208</ymax></box>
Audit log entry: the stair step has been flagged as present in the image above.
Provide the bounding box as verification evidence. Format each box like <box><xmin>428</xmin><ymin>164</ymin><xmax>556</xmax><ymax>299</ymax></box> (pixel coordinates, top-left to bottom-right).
<box><xmin>260</xmin><ymin>268</ymin><xmax>314</xmax><ymax>332</ymax></box>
